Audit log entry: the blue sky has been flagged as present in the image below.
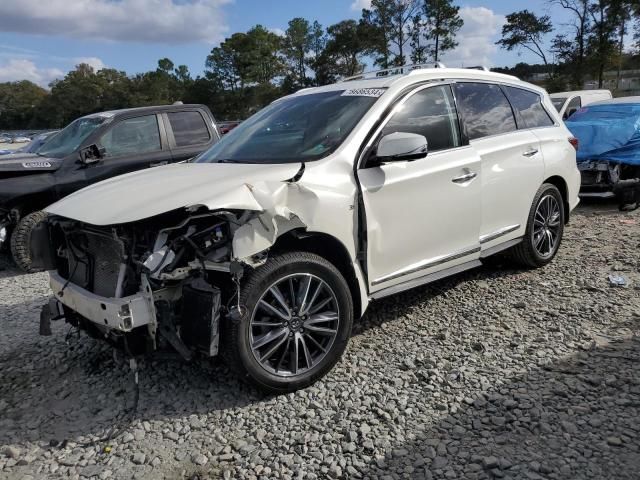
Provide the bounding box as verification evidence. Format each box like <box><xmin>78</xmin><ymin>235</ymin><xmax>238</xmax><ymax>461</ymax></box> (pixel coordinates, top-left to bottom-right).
<box><xmin>0</xmin><ymin>0</ymin><xmax>572</xmax><ymax>87</ymax></box>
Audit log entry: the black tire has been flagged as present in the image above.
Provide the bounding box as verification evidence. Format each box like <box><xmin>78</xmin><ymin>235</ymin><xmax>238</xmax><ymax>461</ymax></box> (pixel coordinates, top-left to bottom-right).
<box><xmin>10</xmin><ymin>210</ymin><xmax>48</xmax><ymax>273</ymax></box>
<box><xmin>222</xmin><ymin>251</ymin><xmax>353</xmax><ymax>393</ymax></box>
<box><xmin>508</xmin><ymin>183</ymin><xmax>565</xmax><ymax>268</ymax></box>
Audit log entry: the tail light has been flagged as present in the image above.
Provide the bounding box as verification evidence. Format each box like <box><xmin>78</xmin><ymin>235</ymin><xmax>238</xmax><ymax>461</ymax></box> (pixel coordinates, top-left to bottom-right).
<box><xmin>568</xmin><ymin>137</ymin><xmax>579</xmax><ymax>151</ymax></box>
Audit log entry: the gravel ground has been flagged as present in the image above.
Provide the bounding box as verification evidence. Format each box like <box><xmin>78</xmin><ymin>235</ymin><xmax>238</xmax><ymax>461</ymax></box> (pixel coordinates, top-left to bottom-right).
<box><xmin>1</xmin><ymin>201</ymin><xmax>639</xmax><ymax>480</ymax></box>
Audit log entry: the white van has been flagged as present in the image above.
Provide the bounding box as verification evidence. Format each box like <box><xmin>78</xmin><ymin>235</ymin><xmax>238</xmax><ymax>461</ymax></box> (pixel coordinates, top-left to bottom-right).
<box><xmin>550</xmin><ymin>90</ymin><xmax>612</xmax><ymax>120</ymax></box>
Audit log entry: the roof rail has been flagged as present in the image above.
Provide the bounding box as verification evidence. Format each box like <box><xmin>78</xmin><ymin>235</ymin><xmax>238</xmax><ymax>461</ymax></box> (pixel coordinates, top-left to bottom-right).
<box><xmin>341</xmin><ymin>62</ymin><xmax>447</xmax><ymax>82</ymax></box>
<box><xmin>465</xmin><ymin>66</ymin><xmax>490</xmax><ymax>71</ymax></box>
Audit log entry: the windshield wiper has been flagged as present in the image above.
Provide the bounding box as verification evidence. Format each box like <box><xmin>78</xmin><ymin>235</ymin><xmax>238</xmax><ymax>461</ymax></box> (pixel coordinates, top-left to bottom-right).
<box><xmin>216</xmin><ymin>159</ymin><xmax>259</xmax><ymax>164</ymax></box>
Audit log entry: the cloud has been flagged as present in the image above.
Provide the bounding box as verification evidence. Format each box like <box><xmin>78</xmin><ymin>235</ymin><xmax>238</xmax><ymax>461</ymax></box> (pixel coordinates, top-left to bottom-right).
<box><xmin>440</xmin><ymin>7</ymin><xmax>505</xmax><ymax>68</ymax></box>
<box><xmin>74</xmin><ymin>57</ymin><xmax>106</xmax><ymax>71</ymax></box>
<box><xmin>0</xmin><ymin>0</ymin><xmax>230</xmax><ymax>44</ymax></box>
<box><xmin>269</xmin><ymin>28</ymin><xmax>286</xmax><ymax>37</ymax></box>
<box><xmin>0</xmin><ymin>59</ymin><xmax>64</xmax><ymax>87</ymax></box>
<box><xmin>351</xmin><ymin>0</ymin><xmax>371</xmax><ymax>11</ymax></box>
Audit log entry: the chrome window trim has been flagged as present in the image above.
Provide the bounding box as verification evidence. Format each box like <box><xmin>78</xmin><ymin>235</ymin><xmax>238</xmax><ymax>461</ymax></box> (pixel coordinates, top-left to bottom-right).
<box><xmin>357</xmin><ymin>81</ymin><xmax>460</xmax><ymax>169</ymax></box>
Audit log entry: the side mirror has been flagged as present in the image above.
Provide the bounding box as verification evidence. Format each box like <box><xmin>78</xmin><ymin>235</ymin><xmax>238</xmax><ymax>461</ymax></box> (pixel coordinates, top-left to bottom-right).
<box><xmin>377</xmin><ymin>132</ymin><xmax>428</xmax><ymax>162</ymax></box>
<box><xmin>78</xmin><ymin>144</ymin><xmax>104</xmax><ymax>165</ymax></box>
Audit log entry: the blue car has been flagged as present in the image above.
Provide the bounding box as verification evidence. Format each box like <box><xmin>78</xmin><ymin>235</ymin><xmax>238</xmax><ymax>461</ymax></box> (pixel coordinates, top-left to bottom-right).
<box><xmin>565</xmin><ymin>97</ymin><xmax>640</xmax><ymax>207</ymax></box>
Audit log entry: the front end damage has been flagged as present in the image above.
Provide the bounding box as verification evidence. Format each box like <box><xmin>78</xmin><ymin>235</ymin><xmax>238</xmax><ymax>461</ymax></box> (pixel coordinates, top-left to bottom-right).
<box><xmin>578</xmin><ymin>160</ymin><xmax>640</xmax><ymax>203</ymax></box>
<box><xmin>37</xmin><ymin>210</ymin><xmax>244</xmax><ymax>358</ymax></box>
<box><xmin>35</xmin><ymin>165</ymin><xmax>337</xmax><ymax>361</ymax></box>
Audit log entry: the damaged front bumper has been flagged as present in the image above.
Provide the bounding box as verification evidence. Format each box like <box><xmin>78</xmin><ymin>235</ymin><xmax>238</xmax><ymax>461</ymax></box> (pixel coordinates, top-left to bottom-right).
<box><xmin>49</xmin><ymin>271</ymin><xmax>155</xmax><ymax>332</ymax></box>
<box><xmin>578</xmin><ymin>161</ymin><xmax>617</xmax><ymax>198</ymax></box>
<box><xmin>578</xmin><ymin>160</ymin><xmax>640</xmax><ymax>199</ymax></box>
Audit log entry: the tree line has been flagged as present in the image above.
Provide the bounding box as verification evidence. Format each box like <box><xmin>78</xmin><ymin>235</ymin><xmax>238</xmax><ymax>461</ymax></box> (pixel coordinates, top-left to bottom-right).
<box><xmin>1</xmin><ymin>0</ymin><xmax>639</xmax><ymax>130</ymax></box>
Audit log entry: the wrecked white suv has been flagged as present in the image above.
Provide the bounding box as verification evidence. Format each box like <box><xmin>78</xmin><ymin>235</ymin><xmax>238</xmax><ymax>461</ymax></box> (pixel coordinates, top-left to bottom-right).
<box><xmin>33</xmin><ymin>67</ymin><xmax>580</xmax><ymax>393</ymax></box>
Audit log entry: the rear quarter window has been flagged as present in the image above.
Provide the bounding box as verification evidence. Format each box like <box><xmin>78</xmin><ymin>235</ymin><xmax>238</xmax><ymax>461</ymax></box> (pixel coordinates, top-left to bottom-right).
<box><xmin>504</xmin><ymin>86</ymin><xmax>555</xmax><ymax>128</ymax></box>
<box><xmin>453</xmin><ymin>83</ymin><xmax>517</xmax><ymax>140</ymax></box>
<box><xmin>167</xmin><ymin>111</ymin><xmax>211</xmax><ymax>147</ymax></box>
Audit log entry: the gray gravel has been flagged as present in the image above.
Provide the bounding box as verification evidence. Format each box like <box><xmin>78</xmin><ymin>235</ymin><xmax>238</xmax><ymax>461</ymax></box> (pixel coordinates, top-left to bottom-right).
<box><xmin>1</xmin><ymin>201</ymin><xmax>639</xmax><ymax>480</ymax></box>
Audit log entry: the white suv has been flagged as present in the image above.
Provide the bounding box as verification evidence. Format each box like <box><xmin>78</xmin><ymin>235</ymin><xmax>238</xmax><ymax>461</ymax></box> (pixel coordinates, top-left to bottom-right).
<box><xmin>35</xmin><ymin>67</ymin><xmax>580</xmax><ymax>392</ymax></box>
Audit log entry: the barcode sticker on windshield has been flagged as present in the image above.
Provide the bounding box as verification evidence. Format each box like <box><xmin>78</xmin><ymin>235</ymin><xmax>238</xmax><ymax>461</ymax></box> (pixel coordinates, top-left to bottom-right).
<box><xmin>341</xmin><ymin>88</ymin><xmax>386</xmax><ymax>98</ymax></box>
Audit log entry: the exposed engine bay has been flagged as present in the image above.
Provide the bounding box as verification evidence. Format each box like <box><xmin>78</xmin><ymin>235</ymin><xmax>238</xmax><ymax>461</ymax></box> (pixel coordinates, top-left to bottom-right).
<box><xmin>36</xmin><ymin>208</ymin><xmax>261</xmax><ymax>358</ymax></box>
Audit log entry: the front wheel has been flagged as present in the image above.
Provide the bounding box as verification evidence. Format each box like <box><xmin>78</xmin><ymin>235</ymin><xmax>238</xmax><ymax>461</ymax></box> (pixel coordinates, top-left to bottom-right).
<box><xmin>10</xmin><ymin>210</ymin><xmax>48</xmax><ymax>273</ymax></box>
<box><xmin>222</xmin><ymin>252</ymin><xmax>353</xmax><ymax>393</ymax></box>
<box><xmin>508</xmin><ymin>183</ymin><xmax>565</xmax><ymax>268</ymax></box>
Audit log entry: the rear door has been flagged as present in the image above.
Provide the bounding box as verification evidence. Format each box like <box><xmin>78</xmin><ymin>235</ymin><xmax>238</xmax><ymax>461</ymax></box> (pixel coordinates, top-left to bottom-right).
<box><xmin>164</xmin><ymin>110</ymin><xmax>216</xmax><ymax>162</ymax></box>
<box><xmin>453</xmin><ymin>82</ymin><xmax>544</xmax><ymax>251</ymax></box>
<box><xmin>84</xmin><ymin>113</ymin><xmax>172</xmax><ymax>187</ymax></box>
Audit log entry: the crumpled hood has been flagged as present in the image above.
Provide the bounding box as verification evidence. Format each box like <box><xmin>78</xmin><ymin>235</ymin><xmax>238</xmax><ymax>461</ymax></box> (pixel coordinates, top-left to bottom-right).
<box><xmin>46</xmin><ymin>162</ymin><xmax>303</xmax><ymax>226</ymax></box>
<box><xmin>0</xmin><ymin>153</ymin><xmax>61</xmax><ymax>173</ymax></box>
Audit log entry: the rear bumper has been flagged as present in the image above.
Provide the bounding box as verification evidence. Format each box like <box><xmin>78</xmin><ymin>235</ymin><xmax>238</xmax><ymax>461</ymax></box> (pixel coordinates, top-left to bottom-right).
<box><xmin>49</xmin><ymin>271</ymin><xmax>155</xmax><ymax>332</ymax></box>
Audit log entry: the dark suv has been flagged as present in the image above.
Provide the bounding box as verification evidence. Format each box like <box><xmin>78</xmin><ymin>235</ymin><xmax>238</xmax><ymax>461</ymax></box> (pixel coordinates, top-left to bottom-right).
<box><xmin>0</xmin><ymin>104</ymin><xmax>219</xmax><ymax>271</ymax></box>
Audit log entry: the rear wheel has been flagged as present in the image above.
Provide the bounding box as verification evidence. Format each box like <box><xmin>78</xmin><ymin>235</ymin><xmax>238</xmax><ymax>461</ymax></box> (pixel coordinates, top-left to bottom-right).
<box><xmin>223</xmin><ymin>252</ymin><xmax>353</xmax><ymax>393</ymax></box>
<box><xmin>508</xmin><ymin>183</ymin><xmax>564</xmax><ymax>268</ymax></box>
<box><xmin>10</xmin><ymin>210</ymin><xmax>48</xmax><ymax>273</ymax></box>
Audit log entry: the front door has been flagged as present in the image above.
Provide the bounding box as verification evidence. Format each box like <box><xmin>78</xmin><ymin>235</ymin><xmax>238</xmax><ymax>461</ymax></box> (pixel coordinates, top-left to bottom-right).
<box><xmin>83</xmin><ymin>114</ymin><xmax>172</xmax><ymax>187</ymax></box>
<box><xmin>358</xmin><ymin>84</ymin><xmax>482</xmax><ymax>293</ymax></box>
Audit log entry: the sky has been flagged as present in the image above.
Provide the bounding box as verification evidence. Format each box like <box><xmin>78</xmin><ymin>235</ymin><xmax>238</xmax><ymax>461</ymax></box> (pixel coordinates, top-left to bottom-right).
<box><xmin>0</xmin><ymin>0</ymin><xmax>573</xmax><ymax>87</ymax></box>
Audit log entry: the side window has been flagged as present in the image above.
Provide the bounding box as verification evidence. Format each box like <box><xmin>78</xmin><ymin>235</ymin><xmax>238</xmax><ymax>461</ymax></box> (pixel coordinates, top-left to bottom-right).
<box><xmin>567</xmin><ymin>96</ymin><xmax>581</xmax><ymax>110</ymax></box>
<box><xmin>504</xmin><ymin>86</ymin><xmax>555</xmax><ymax>128</ymax></box>
<box><xmin>565</xmin><ymin>96</ymin><xmax>582</xmax><ymax>118</ymax></box>
<box><xmin>167</xmin><ymin>111</ymin><xmax>211</xmax><ymax>147</ymax></box>
<box><xmin>453</xmin><ymin>83</ymin><xmax>517</xmax><ymax>140</ymax></box>
<box><xmin>381</xmin><ymin>85</ymin><xmax>461</xmax><ymax>152</ymax></box>
<box><xmin>100</xmin><ymin>115</ymin><xmax>161</xmax><ymax>158</ymax></box>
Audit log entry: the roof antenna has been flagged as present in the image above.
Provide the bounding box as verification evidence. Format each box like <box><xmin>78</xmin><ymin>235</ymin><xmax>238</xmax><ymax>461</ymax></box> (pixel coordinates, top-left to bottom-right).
<box><xmin>434</xmin><ymin>62</ymin><xmax>446</xmax><ymax>69</ymax></box>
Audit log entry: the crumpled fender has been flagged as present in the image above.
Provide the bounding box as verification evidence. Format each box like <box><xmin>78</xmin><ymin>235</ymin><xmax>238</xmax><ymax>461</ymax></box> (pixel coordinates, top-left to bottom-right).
<box><xmin>229</xmin><ymin>179</ymin><xmax>319</xmax><ymax>263</ymax></box>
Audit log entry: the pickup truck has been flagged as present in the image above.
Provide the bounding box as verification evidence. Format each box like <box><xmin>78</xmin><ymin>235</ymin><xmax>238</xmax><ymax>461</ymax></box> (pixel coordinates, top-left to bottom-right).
<box><xmin>0</xmin><ymin>104</ymin><xmax>220</xmax><ymax>271</ymax></box>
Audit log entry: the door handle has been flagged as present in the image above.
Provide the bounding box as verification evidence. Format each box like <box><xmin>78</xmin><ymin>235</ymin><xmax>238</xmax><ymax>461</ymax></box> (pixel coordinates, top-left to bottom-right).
<box><xmin>522</xmin><ymin>148</ymin><xmax>539</xmax><ymax>157</ymax></box>
<box><xmin>150</xmin><ymin>161</ymin><xmax>168</xmax><ymax>167</ymax></box>
<box><xmin>451</xmin><ymin>171</ymin><xmax>477</xmax><ymax>183</ymax></box>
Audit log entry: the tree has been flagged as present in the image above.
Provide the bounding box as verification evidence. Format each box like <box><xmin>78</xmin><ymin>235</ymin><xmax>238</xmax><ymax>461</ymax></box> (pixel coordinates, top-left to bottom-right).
<box><xmin>0</xmin><ymin>81</ymin><xmax>48</xmax><ymax>129</ymax></box>
<box><xmin>309</xmin><ymin>21</ymin><xmax>328</xmax><ymax>85</ymax></box>
<box><xmin>549</xmin><ymin>0</ymin><xmax>591</xmax><ymax>87</ymax></box>
<box><xmin>283</xmin><ymin>18</ymin><xmax>313</xmax><ymax>86</ymax></box>
<box><xmin>360</xmin><ymin>1</ymin><xmax>394</xmax><ymax>68</ymax></box>
<box><xmin>497</xmin><ymin>10</ymin><xmax>554</xmax><ymax>69</ymax></box>
<box><xmin>409</xmin><ymin>14</ymin><xmax>428</xmax><ymax>64</ymax></box>
<box><xmin>423</xmin><ymin>0</ymin><xmax>464</xmax><ymax>63</ymax></box>
<box><xmin>361</xmin><ymin>0</ymin><xmax>421</xmax><ymax>67</ymax></box>
<box><xmin>323</xmin><ymin>20</ymin><xmax>370</xmax><ymax>77</ymax></box>
<box><xmin>586</xmin><ymin>0</ymin><xmax>628</xmax><ymax>88</ymax></box>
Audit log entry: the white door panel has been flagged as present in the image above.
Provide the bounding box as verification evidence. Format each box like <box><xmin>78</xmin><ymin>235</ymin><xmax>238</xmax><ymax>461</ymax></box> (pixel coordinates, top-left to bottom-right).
<box><xmin>359</xmin><ymin>146</ymin><xmax>482</xmax><ymax>291</ymax></box>
<box><xmin>473</xmin><ymin>130</ymin><xmax>544</xmax><ymax>245</ymax></box>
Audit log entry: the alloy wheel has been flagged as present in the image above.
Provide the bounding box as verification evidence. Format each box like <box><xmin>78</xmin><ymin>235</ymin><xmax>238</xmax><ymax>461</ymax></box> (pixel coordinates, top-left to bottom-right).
<box><xmin>249</xmin><ymin>273</ymin><xmax>340</xmax><ymax>377</ymax></box>
<box><xmin>533</xmin><ymin>194</ymin><xmax>561</xmax><ymax>257</ymax></box>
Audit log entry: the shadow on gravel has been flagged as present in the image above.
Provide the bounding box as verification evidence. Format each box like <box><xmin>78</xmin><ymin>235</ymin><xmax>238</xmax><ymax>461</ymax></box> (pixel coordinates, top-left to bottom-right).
<box><xmin>353</xmin><ymin>260</ymin><xmax>526</xmax><ymax>337</ymax></box>
<box><xmin>360</xmin><ymin>337</ymin><xmax>640</xmax><ymax>480</ymax></box>
<box><xmin>0</xmin><ymin>253</ymin><xmax>25</xmax><ymax>280</ymax></box>
<box><xmin>0</xmin><ymin>298</ymin><xmax>262</xmax><ymax>446</ymax></box>
<box><xmin>0</xmin><ymin>259</ymin><xmax>528</xmax><ymax>448</ymax></box>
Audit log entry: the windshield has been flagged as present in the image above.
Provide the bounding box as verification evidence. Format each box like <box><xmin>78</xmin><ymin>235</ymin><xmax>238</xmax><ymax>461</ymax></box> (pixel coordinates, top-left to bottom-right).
<box><xmin>37</xmin><ymin>116</ymin><xmax>108</xmax><ymax>158</ymax></box>
<box><xmin>195</xmin><ymin>89</ymin><xmax>383</xmax><ymax>164</ymax></box>
<box><xmin>565</xmin><ymin>104</ymin><xmax>640</xmax><ymax>123</ymax></box>
<box><xmin>551</xmin><ymin>97</ymin><xmax>567</xmax><ymax>112</ymax></box>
